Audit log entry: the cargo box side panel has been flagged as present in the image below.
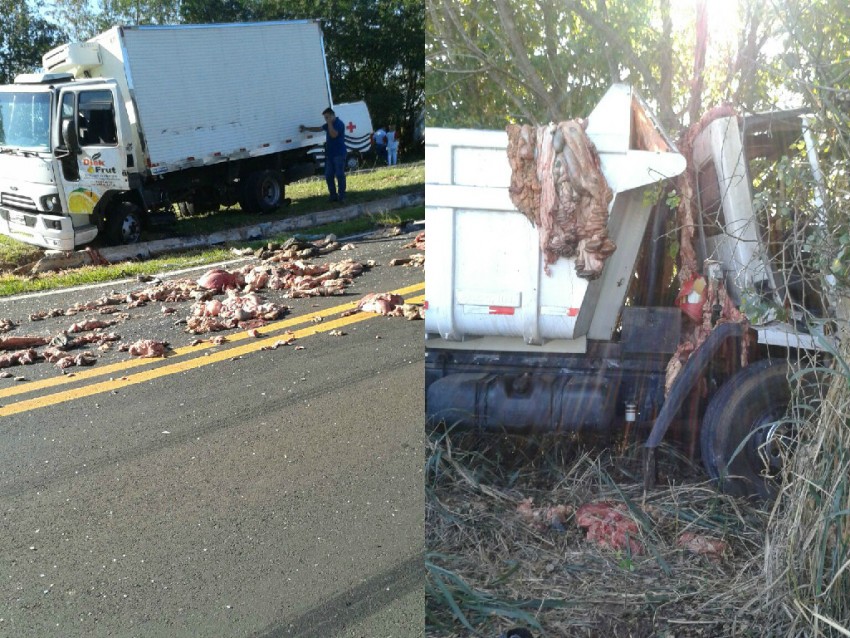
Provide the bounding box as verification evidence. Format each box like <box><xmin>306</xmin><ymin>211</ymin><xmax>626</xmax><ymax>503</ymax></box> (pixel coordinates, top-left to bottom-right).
<box><xmin>120</xmin><ymin>22</ymin><xmax>330</xmax><ymax>171</ymax></box>
<box><xmin>425</xmin><ymin>127</ymin><xmax>589</xmax><ymax>344</ymax></box>
<box><xmin>71</xmin><ymin>28</ymin><xmax>146</xmax><ymax>169</ymax></box>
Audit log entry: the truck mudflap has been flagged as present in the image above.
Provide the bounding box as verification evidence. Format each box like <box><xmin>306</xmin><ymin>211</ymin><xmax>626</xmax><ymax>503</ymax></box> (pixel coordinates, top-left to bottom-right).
<box><xmin>640</xmin><ymin>322</ymin><xmax>748</xmax><ymax>490</ymax></box>
<box><xmin>643</xmin><ymin>321</ymin><xmax>747</xmax><ymax>451</ymax></box>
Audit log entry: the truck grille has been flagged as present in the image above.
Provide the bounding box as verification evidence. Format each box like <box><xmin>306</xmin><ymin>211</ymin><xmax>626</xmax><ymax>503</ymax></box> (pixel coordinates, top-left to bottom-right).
<box><xmin>1</xmin><ymin>192</ymin><xmax>37</xmax><ymax>210</ymax></box>
<box><xmin>0</xmin><ymin>207</ymin><xmax>37</xmax><ymax>227</ymax></box>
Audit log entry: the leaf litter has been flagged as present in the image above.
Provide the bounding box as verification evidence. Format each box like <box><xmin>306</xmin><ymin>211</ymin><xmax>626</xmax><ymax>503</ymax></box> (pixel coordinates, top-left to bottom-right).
<box><xmin>426</xmin><ymin>430</ymin><xmax>770</xmax><ymax>637</ymax></box>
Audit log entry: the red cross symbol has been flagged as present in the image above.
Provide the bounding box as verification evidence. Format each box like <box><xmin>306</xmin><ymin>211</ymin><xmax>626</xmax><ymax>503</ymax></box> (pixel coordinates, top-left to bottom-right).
<box><xmin>346</xmin><ymin>121</ymin><xmax>356</xmax><ymax>133</ymax></box>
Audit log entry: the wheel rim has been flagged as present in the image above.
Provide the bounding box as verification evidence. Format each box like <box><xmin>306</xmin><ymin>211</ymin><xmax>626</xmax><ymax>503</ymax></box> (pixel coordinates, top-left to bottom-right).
<box><xmin>749</xmin><ymin>409</ymin><xmax>793</xmax><ymax>476</ymax></box>
<box><xmin>701</xmin><ymin>360</ymin><xmax>794</xmax><ymax>499</ymax></box>
<box><xmin>259</xmin><ymin>176</ymin><xmax>281</xmax><ymax>206</ymax></box>
<box><xmin>122</xmin><ymin>213</ymin><xmax>141</xmax><ymax>243</ymax></box>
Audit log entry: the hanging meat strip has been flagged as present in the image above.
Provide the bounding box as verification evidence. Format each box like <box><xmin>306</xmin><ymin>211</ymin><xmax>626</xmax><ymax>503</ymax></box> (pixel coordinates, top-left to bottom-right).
<box><xmin>506</xmin><ymin>120</ymin><xmax>614</xmax><ymax>279</ymax></box>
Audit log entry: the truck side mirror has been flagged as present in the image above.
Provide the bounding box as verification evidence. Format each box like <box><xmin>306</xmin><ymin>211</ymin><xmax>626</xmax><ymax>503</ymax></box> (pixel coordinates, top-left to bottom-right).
<box><xmin>62</xmin><ymin>118</ymin><xmax>81</xmax><ymax>154</ymax></box>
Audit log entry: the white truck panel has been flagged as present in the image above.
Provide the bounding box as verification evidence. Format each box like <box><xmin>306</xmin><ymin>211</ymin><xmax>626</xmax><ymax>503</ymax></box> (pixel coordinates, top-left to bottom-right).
<box><xmin>693</xmin><ymin>116</ymin><xmax>773</xmax><ymax>301</ymax></box>
<box><xmin>425</xmin><ymin>130</ymin><xmax>587</xmax><ymax>346</ymax></box>
<box><xmin>334</xmin><ymin>101</ymin><xmax>373</xmax><ymax>153</ymax></box>
<box><xmin>425</xmin><ymin>84</ymin><xmax>686</xmax><ymax>349</ymax></box>
<box><xmin>46</xmin><ymin>22</ymin><xmax>331</xmax><ymax>175</ymax></box>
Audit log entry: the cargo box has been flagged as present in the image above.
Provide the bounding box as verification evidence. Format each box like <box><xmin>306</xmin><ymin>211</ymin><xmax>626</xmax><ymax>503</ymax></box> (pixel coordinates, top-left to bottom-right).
<box><xmin>425</xmin><ymin>84</ymin><xmax>687</xmax><ymax>351</ymax></box>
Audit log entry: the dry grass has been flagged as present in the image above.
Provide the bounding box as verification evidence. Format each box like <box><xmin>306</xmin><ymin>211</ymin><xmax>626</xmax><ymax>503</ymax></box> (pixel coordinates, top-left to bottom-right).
<box><xmin>761</xmin><ymin>14</ymin><xmax>850</xmax><ymax>633</ymax></box>
<box><xmin>425</xmin><ymin>430</ymin><xmax>775</xmax><ymax>637</ymax></box>
<box><xmin>766</xmin><ymin>340</ymin><xmax>850</xmax><ymax>637</ymax></box>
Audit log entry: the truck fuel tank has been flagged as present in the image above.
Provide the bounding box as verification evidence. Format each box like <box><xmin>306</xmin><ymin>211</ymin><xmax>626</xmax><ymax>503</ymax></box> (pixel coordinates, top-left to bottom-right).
<box><xmin>427</xmin><ymin>372</ymin><xmax>618</xmax><ymax>434</ymax></box>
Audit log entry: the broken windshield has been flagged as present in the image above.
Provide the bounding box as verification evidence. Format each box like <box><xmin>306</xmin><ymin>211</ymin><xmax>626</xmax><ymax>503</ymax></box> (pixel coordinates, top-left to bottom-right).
<box><xmin>0</xmin><ymin>91</ymin><xmax>51</xmax><ymax>151</ymax></box>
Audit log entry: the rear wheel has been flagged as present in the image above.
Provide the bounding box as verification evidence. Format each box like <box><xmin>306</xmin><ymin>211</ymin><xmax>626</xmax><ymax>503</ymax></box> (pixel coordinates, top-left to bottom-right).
<box><xmin>105</xmin><ymin>201</ymin><xmax>142</xmax><ymax>245</ymax></box>
<box><xmin>700</xmin><ymin>359</ymin><xmax>796</xmax><ymax>500</ymax></box>
<box><xmin>345</xmin><ymin>152</ymin><xmax>360</xmax><ymax>172</ymax></box>
<box><xmin>239</xmin><ymin>170</ymin><xmax>283</xmax><ymax>214</ymax></box>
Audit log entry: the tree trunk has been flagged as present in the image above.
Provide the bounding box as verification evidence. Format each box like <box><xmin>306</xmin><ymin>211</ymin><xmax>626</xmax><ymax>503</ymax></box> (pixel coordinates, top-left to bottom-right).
<box><xmin>687</xmin><ymin>0</ymin><xmax>708</xmax><ymax>127</ymax></box>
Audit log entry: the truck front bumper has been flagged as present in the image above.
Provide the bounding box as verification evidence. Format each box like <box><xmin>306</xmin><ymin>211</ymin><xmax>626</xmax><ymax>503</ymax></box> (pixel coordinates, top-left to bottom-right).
<box><xmin>0</xmin><ymin>207</ymin><xmax>98</xmax><ymax>251</ymax></box>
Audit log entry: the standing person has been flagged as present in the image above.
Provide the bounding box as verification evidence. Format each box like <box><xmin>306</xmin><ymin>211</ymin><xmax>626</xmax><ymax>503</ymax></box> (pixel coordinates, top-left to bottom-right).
<box><xmin>373</xmin><ymin>125</ymin><xmax>388</xmax><ymax>165</ymax></box>
<box><xmin>386</xmin><ymin>124</ymin><xmax>400</xmax><ymax>166</ymax></box>
<box><xmin>300</xmin><ymin>107</ymin><xmax>347</xmax><ymax>203</ymax></box>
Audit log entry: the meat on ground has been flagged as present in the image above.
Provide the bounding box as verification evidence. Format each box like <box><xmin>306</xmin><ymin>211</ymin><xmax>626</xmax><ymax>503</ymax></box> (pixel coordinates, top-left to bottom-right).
<box><xmin>197</xmin><ymin>268</ymin><xmax>244</xmax><ymax>292</ymax></box>
<box><xmin>68</xmin><ymin>319</ymin><xmax>118</xmax><ymax>333</ymax></box>
<box><xmin>0</xmin><ymin>349</ymin><xmax>41</xmax><ymax>368</ymax></box>
<box><xmin>123</xmin><ymin>340</ymin><xmax>168</xmax><ymax>358</ymax></box>
<box><xmin>677</xmin><ymin>532</ymin><xmax>728</xmax><ymax>560</ymax></box>
<box><xmin>358</xmin><ymin>293</ymin><xmax>405</xmax><ymax>315</ymax></box>
<box><xmin>575</xmin><ymin>501</ymin><xmax>643</xmax><ymax>555</ymax></box>
<box><xmin>51</xmin><ymin>351</ymin><xmax>97</xmax><ymax>370</ymax></box>
<box><xmin>0</xmin><ymin>336</ymin><xmax>50</xmax><ymax>351</ymax></box>
<box><xmin>402</xmin><ymin>231</ymin><xmax>425</xmax><ymax>251</ymax></box>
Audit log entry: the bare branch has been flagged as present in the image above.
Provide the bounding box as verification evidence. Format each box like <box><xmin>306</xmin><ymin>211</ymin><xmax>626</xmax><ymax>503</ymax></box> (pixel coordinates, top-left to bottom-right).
<box><xmin>427</xmin><ymin>0</ymin><xmax>544</xmax><ymax>124</ymax></box>
<box><xmin>596</xmin><ymin>0</ymin><xmax>621</xmax><ymax>84</ymax></box>
<box><xmin>570</xmin><ymin>2</ymin><xmax>661</xmax><ymax>98</ymax></box>
<box><xmin>493</xmin><ymin>0</ymin><xmax>561</xmax><ymax>120</ymax></box>
<box><xmin>686</xmin><ymin>0</ymin><xmax>708</xmax><ymax>126</ymax></box>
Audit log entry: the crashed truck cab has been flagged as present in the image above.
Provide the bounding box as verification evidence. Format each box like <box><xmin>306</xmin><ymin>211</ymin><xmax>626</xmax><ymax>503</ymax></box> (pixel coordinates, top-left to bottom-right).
<box><xmin>424</xmin><ymin>84</ymin><xmax>687</xmax><ymax>432</ymax></box>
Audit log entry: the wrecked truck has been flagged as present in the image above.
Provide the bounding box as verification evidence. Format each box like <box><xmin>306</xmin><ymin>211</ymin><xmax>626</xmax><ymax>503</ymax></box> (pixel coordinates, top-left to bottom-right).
<box><xmin>424</xmin><ymin>84</ymin><xmax>831</xmax><ymax>500</ymax></box>
<box><xmin>0</xmin><ymin>20</ymin><xmax>333</xmax><ymax>250</ymax></box>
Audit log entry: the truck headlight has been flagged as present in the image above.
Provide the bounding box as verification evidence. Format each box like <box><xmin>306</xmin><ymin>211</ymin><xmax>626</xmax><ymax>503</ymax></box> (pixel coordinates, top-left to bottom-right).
<box><xmin>41</xmin><ymin>194</ymin><xmax>61</xmax><ymax>213</ymax></box>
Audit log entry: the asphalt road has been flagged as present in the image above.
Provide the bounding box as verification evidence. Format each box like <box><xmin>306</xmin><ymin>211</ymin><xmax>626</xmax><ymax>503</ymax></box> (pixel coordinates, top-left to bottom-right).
<box><xmin>0</xmin><ymin>227</ymin><xmax>425</xmax><ymax>637</ymax></box>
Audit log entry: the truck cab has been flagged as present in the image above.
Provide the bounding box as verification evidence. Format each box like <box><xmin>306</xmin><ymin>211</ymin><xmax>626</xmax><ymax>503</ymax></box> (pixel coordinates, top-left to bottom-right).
<box><xmin>690</xmin><ymin>108</ymin><xmax>828</xmax><ymax>341</ymax></box>
<box><xmin>0</xmin><ymin>73</ymin><xmax>136</xmax><ymax>249</ymax></box>
<box><xmin>0</xmin><ymin>21</ymin><xmax>334</xmax><ymax>250</ymax></box>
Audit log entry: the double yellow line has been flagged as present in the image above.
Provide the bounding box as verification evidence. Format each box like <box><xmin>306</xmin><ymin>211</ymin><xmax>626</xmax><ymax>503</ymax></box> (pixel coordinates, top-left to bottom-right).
<box><xmin>0</xmin><ymin>282</ymin><xmax>424</xmax><ymax>417</ymax></box>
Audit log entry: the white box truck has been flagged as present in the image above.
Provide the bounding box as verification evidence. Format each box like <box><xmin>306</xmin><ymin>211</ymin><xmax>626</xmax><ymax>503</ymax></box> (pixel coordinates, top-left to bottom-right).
<box><xmin>0</xmin><ymin>21</ymin><xmax>333</xmax><ymax>249</ymax></box>
<box><xmin>425</xmin><ymin>84</ymin><xmax>832</xmax><ymax>500</ymax></box>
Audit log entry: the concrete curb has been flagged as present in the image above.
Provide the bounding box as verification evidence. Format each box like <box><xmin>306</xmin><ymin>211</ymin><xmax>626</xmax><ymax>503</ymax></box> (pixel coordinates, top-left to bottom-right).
<box><xmin>32</xmin><ymin>192</ymin><xmax>424</xmax><ymax>272</ymax></box>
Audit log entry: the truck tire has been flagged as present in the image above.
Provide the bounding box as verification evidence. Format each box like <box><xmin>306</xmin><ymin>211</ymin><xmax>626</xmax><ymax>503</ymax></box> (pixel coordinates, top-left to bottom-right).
<box><xmin>700</xmin><ymin>359</ymin><xmax>794</xmax><ymax>500</ymax></box>
<box><xmin>105</xmin><ymin>202</ymin><xmax>142</xmax><ymax>245</ymax></box>
<box><xmin>345</xmin><ymin>152</ymin><xmax>360</xmax><ymax>172</ymax></box>
<box><xmin>239</xmin><ymin>170</ymin><xmax>283</xmax><ymax>214</ymax></box>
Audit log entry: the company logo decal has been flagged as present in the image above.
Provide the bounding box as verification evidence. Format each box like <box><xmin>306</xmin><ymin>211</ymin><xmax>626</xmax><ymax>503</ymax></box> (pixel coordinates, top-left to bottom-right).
<box><xmin>67</xmin><ymin>188</ymin><xmax>100</xmax><ymax>214</ymax></box>
<box><xmin>83</xmin><ymin>152</ymin><xmax>117</xmax><ymax>174</ymax></box>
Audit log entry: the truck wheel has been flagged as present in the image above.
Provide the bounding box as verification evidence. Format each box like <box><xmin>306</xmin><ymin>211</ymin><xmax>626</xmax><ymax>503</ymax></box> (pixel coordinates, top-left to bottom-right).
<box><xmin>106</xmin><ymin>202</ymin><xmax>142</xmax><ymax>245</ymax></box>
<box><xmin>239</xmin><ymin>170</ymin><xmax>283</xmax><ymax>214</ymax></box>
<box><xmin>345</xmin><ymin>152</ymin><xmax>360</xmax><ymax>172</ymax></box>
<box><xmin>700</xmin><ymin>359</ymin><xmax>795</xmax><ymax>500</ymax></box>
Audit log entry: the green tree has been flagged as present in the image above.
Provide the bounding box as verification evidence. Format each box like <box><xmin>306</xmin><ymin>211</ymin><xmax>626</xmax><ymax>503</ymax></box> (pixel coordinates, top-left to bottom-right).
<box><xmin>47</xmin><ymin>0</ymin><xmax>182</xmax><ymax>41</ymax></box>
<box><xmin>179</xmin><ymin>0</ymin><xmax>255</xmax><ymax>24</ymax></box>
<box><xmin>0</xmin><ymin>1</ymin><xmax>65</xmax><ymax>84</ymax></box>
<box><xmin>252</xmin><ymin>0</ymin><xmax>425</xmax><ymax>151</ymax></box>
<box><xmin>426</xmin><ymin>0</ymin><xmax>789</xmax><ymax>133</ymax></box>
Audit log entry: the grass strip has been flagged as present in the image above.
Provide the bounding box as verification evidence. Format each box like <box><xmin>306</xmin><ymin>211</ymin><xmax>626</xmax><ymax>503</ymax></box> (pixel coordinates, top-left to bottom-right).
<box><xmin>0</xmin><ymin>204</ymin><xmax>422</xmax><ymax>297</ymax></box>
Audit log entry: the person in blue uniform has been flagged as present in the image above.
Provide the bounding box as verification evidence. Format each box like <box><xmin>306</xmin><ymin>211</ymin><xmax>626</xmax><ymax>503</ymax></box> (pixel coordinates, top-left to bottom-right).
<box><xmin>301</xmin><ymin>107</ymin><xmax>347</xmax><ymax>203</ymax></box>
